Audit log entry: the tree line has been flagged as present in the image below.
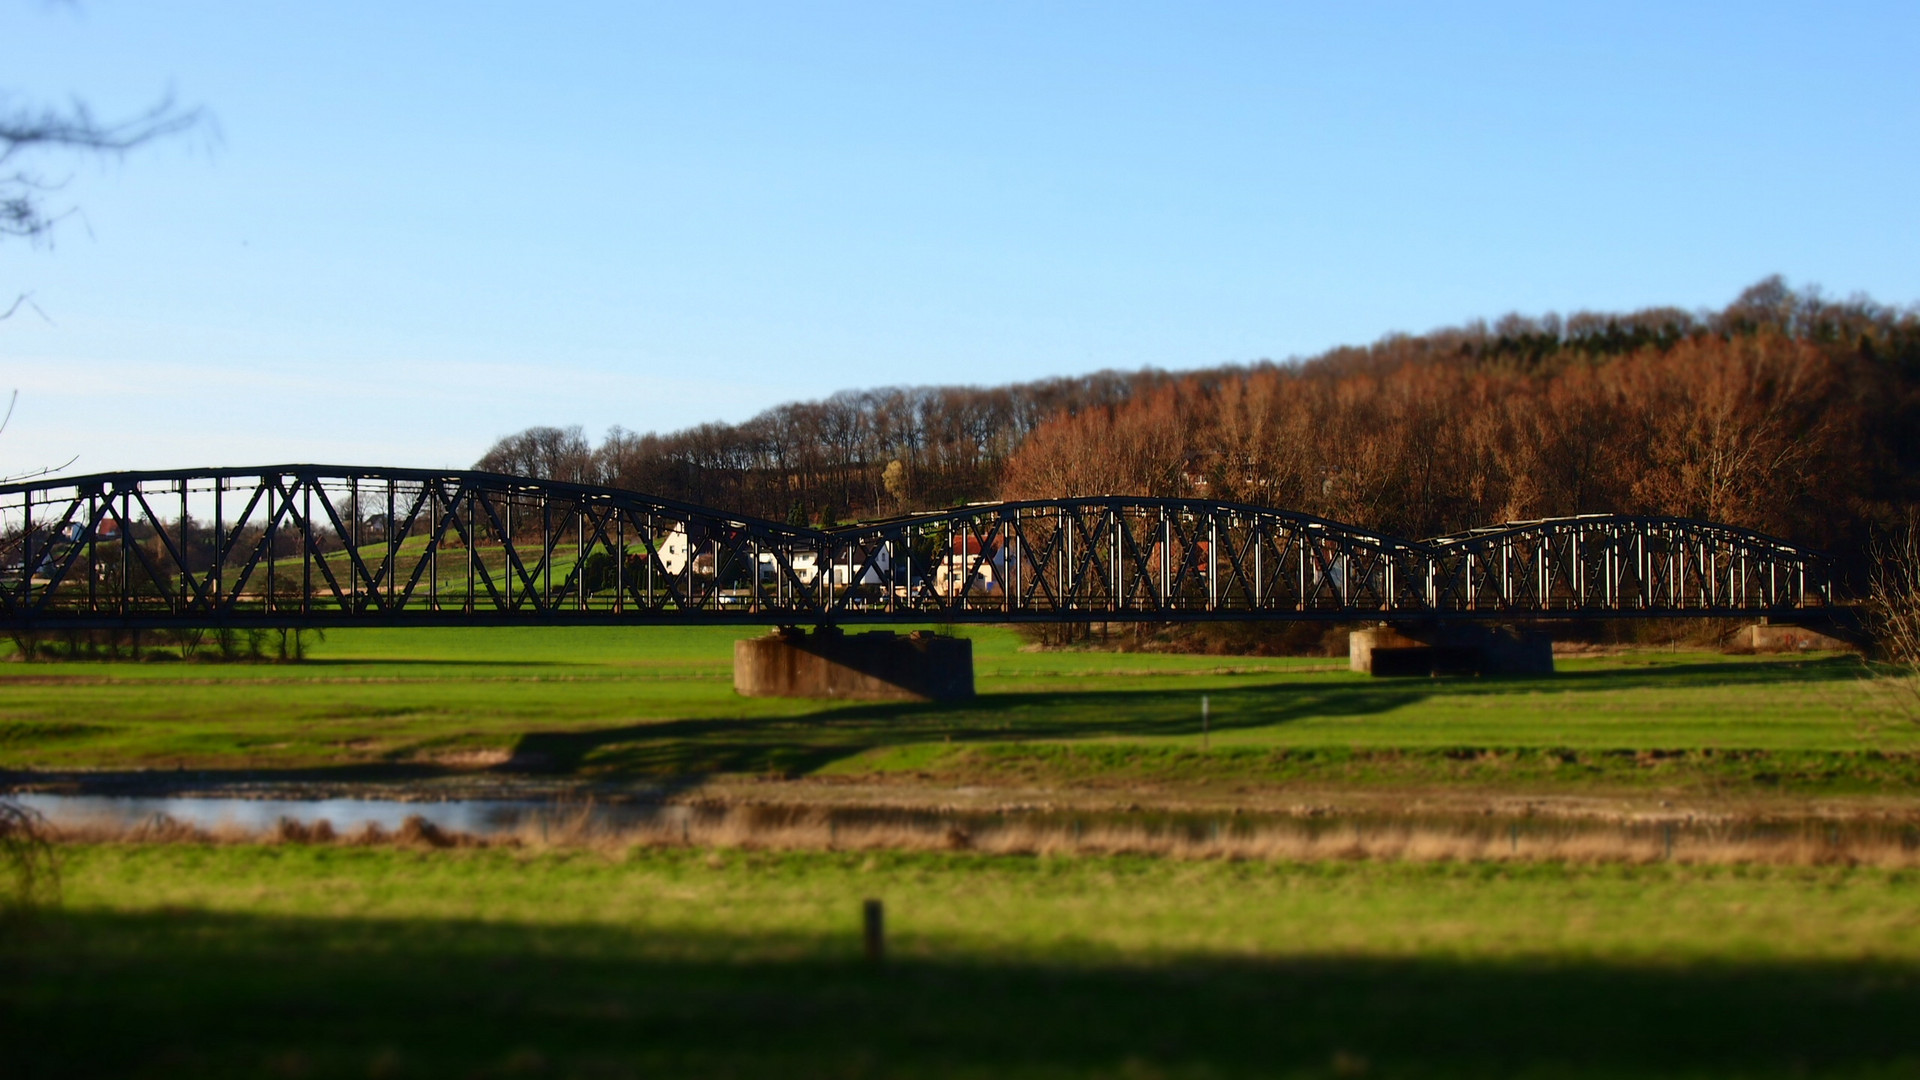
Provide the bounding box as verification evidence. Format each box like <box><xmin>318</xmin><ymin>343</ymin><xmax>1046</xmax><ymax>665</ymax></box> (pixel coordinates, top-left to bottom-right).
<box><xmin>475</xmin><ymin>370</ymin><xmax>1188</xmax><ymax>525</ymax></box>
<box><xmin>478</xmin><ymin>277</ymin><xmax>1920</xmax><ymax>576</ymax></box>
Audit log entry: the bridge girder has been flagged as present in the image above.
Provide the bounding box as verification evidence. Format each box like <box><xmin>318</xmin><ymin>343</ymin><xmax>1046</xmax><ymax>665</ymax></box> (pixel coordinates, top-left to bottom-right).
<box><xmin>0</xmin><ymin>466</ymin><xmax>1833</xmax><ymax>630</ymax></box>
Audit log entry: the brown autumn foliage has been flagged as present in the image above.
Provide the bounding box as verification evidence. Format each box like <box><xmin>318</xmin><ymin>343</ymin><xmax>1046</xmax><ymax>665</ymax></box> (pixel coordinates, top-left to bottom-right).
<box><xmin>1004</xmin><ymin>284</ymin><xmax>1920</xmax><ymax>583</ymax></box>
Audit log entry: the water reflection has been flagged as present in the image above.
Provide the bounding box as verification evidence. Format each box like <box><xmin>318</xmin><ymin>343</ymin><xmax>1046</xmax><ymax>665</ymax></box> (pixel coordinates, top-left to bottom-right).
<box><xmin>12</xmin><ymin>792</ymin><xmax>680</xmax><ymax>836</ymax></box>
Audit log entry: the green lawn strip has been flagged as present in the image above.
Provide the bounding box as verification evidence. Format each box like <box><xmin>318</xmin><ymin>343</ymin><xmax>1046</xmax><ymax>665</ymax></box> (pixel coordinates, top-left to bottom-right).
<box><xmin>832</xmin><ymin>741</ymin><xmax>1920</xmax><ymax>795</ymax></box>
<box><xmin>6</xmin><ymin>845</ymin><xmax>1919</xmax><ymax>1077</ymax></box>
<box><xmin>0</xmin><ymin>627</ymin><xmax>1907</xmax><ymax>788</ymax></box>
<box><xmin>0</xmin><ymin>673</ymin><xmax>806</xmax><ymax>770</ymax></box>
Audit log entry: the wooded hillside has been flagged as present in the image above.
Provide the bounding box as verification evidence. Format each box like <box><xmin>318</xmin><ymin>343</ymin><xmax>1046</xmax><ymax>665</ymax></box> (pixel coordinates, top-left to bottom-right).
<box><xmin>480</xmin><ymin>278</ymin><xmax>1920</xmax><ymax>571</ymax></box>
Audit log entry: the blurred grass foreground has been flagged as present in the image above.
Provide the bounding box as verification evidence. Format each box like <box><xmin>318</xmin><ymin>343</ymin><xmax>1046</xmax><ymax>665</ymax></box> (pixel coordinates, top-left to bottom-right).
<box><xmin>5</xmin><ymin>843</ymin><xmax>1919</xmax><ymax>1078</ymax></box>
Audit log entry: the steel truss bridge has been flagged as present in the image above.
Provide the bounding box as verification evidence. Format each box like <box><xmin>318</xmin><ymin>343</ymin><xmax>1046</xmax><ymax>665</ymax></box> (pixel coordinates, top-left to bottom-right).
<box><xmin>0</xmin><ymin>465</ymin><xmax>1835</xmax><ymax>631</ymax></box>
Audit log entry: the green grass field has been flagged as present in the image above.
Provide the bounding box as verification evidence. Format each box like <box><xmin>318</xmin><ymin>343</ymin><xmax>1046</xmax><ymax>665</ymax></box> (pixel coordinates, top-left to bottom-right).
<box><xmin>1</xmin><ymin>626</ymin><xmax>1911</xmax><ymax>795</ymax></box>
<box><xmin>6</xmin><ymin>843</ymin><xmax>1919</xmax><ymax>1078</ymax></box>
<box><xmin>7</xmin><ymin>629</ymin><xmax>1920</xmax><ymax>1076</ymax></box>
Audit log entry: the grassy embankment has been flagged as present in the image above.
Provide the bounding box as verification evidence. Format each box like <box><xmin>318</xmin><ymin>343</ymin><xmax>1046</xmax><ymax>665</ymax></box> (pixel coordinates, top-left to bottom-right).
<box><xmin>0</xmin><ymin>625</ymin><xmax>1911</xmax><ymax>798</ymax></box>
<box><xmin>4</xmin><ymin>843</ymin><xmax>1918</xmax><ymax>1078</ymax></box>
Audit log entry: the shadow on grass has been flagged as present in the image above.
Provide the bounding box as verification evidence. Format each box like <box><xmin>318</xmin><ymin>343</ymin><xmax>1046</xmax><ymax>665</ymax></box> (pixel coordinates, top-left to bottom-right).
<box><xmin>502</xmin><ymin>682</ymin><xmax>1425</xmax><ymax>777</ymax></box>
<box><xmin>7</xmin><ymin>908</ymin><xmax>1917</xmax><ymax>1078</ymax></box>
<box><xmin>502</xmin><ymin>654</ymin><xmax>1877</xmax><ymax>778</ymax></box>
<box><xmin>3</xmin><ymin>654</ymin><xmax>1879</xmax><ymax>794</ymax></box>
<box><xmin>1538</xmin><ymin>654</ymin><xmax>1868</xmax><ymax>690</ymax></box>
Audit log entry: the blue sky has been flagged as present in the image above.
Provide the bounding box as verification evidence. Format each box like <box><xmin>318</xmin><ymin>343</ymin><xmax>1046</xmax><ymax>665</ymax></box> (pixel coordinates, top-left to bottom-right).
<box><xmin>4</xmin><ymin>1</ymin><xmax>1917</xmax><ymax>476</ymax></box>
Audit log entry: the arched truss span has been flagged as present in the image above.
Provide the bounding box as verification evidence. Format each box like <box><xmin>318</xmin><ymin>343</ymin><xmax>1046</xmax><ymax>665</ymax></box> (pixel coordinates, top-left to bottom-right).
<box><xmin>0</xmin><ymin>468</ymin><xmax>1832</xmax><ymax>629</ymax></box>
<box><xmin>1423</xmin><ymin>515</ymin><xmax>1830</xmax><ymax>615</ymax></box>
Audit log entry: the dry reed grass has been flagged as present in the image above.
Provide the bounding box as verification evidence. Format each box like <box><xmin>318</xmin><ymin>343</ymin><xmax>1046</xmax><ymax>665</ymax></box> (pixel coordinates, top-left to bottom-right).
<box><xmin>0</xmin><ymin>797</ymin><xmax>60</xmax><ymax>917</ymax></box>
<box><xmin>36</xmin><ymin>805</ymin><xmax>1920</xmax><ymax>869</ymax></box>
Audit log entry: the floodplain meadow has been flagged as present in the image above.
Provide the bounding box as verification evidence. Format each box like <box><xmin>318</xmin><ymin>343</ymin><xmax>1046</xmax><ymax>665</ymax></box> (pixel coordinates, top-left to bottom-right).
<box><xmin>5</xmin><ymin>626</ymin><xmax>1920</xmax><ymax>1076</ymax></box>
<box><xmin>0</xmin><ymin>626</ymin><xmax>1911</xmax><ymax>800</ymax></box>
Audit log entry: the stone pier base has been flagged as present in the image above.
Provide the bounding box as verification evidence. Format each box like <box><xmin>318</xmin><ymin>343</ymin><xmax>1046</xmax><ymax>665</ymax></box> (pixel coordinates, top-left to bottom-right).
<box><xmin>1350</xmin><ymin>625</ymin><xmax>1554</xmax><ymax>677</ymax></box>
<box><xmin>734</xmin><ymin>627</ymin><xmax>974</xmax><ymax>701</ymax></box>
<box><xmin>1744</xmin><ymin>621</ymin><xmax>1852</xmax><ymax>653</ymax></box>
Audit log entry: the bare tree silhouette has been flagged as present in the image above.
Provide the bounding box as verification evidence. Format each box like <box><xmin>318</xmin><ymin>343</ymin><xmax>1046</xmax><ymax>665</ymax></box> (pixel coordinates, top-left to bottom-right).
<box><xmin>1869</xmin><ymin>515</ymin><xmax>1920</xmax><ymax>722</ymax></box>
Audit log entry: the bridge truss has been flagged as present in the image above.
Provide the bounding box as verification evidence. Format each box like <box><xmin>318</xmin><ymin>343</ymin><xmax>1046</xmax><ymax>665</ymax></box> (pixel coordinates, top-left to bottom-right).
<box><xmin>0</xmin><ymin>466</ymin><xmax>1833</xmax><ymax>630</ymax></box>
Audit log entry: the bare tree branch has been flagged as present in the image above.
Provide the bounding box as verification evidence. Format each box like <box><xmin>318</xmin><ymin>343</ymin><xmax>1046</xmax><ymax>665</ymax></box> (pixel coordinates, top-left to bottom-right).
<box><xmin>0</xmin><ymin>293</ymin><xmax>52</xmax><ymax>323</ymax></box>
<box><xmin>0</xmin><ymin>391</ymin><xmax>80</xmax><ymax>483</ymax></box>
<box><xmin>1</xmin><ymin>93</ymin><xmax>204</xmax><ymax>244</ymax></box>
<box><xmin>1868</xmin><ymin>512</ymin><xmax>1920</xmax><ymax>723</ymax></box>
<box><xmin>0</xmin><ymin>456</ymin><xmax>80</xmax><ymax>486</ymax></box>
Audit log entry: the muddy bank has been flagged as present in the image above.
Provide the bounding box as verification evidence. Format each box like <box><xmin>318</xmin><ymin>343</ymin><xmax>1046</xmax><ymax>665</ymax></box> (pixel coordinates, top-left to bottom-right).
<box><xmin>0</xmin><ymin>766</ymin><xmax>661</xmax><ymax>804</ymax></box>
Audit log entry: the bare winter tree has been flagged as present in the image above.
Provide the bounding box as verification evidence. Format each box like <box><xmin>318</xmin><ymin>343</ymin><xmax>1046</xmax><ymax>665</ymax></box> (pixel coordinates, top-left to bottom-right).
<box><xmin>475</xmin><ymin>425</ymin><xmax>596</xmax><ymax>484</ymax></box>
<box><xmin>1868</xmin><ymin>515</ymin><xmax>1920</xmax><ymax>721</ymax></box>
<box><xmin>0</xmin><ymin>799</ymin><xmax>58</xmax><ymax>923</ymax></box>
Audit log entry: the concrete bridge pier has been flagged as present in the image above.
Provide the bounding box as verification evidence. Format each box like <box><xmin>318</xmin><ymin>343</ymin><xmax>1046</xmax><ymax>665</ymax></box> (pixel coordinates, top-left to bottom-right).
<box><xmin>1742</xmin><ymin>619</ymin><xmax>1854</xmax><ymax>653</ymax></box>
<box><xmin>734</xmin><ymin>626</ymin><xmax>975</xmax><ymax>701</ymax></box>
<box><xmin>1350</xmin><ymin>623</ymin><xmax>1554</xmax><ymax>677</ymax></box>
